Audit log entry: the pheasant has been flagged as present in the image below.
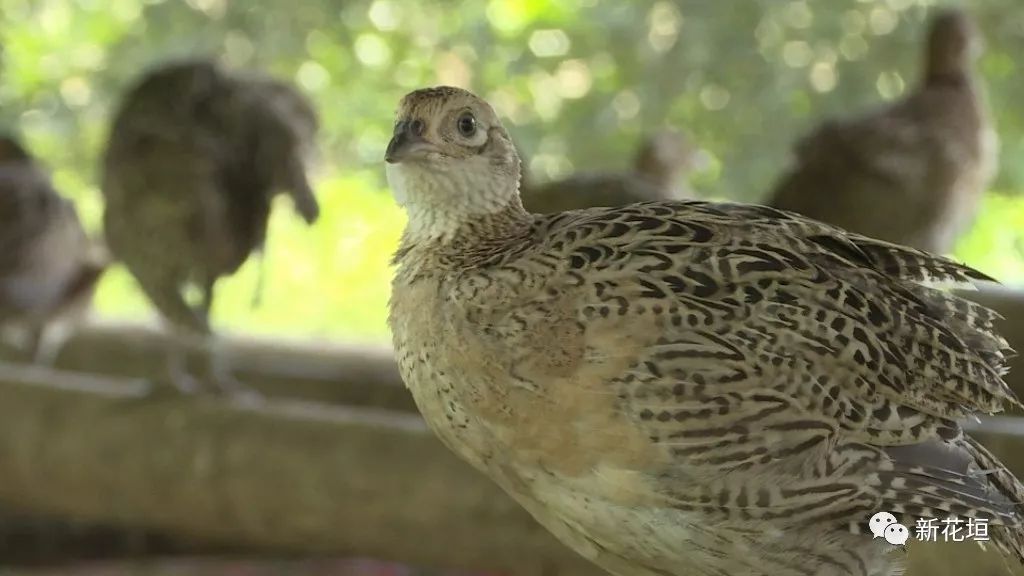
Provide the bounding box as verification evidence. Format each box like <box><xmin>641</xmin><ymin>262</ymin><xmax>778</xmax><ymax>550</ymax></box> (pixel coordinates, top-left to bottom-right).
<box><xmin>0</xmin><ymin>135</ymin><xmax>108</xmax><ymax>364</ymax></box>
<box><xmin>385</xmin><ymin>86</ymin><xmax>1023</xmax><ymax>576</ymax></box>
<box><xmin>520</xmin><ymin>130</ymin><xmax>702</xmax><ymax>213</ymax></box>
<box><xmin>768</xmin><ymin>8</ymin><xmax>997</xmax><ymax>255</ymax></box>
<box><xmin>101</xmin><ymin>58</ymin><xmax>320</xmax><ymax>397</ymax></box>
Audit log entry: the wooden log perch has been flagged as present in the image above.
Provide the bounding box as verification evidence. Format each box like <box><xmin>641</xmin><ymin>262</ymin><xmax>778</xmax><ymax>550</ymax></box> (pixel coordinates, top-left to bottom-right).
<box><xmin>1</xmin><ymin>378</ymin><xmax>1024</xmax><ymax>573</ymax></box>
<box><xmin>42</xmin><ymin>319</ymin><xmax>416</xmax><ymax>413</ymax></box>
<box><xmin>0</xmin><ymin>506</ymin><xmax>252</xmax><ymax>566</ymax></box>
<box><xmin>0</xmin><ymin>362</ymin><xmax>592</xmax><ymax>576</ymax></box>
<box><xmin>19</xmin><ymin>283</ymin><xmax>1024</xmax><ymax>413</ymax></box>
<box><xmin>0</xmin><ymin>287</ymin><xmax>1019</xmax><ymax>574</ymax></box>
<box><xmin>0</xmin><ymin>365</ymin><xmax>1024</xmax><ymax>576</ymax></box>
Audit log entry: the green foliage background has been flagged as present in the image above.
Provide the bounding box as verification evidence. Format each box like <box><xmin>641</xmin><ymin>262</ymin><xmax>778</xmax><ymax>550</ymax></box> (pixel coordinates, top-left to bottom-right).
<box><xmin>1</xmin><ymin>0</ymin><xmax>1021</xmax><ymax>343</ymax></box>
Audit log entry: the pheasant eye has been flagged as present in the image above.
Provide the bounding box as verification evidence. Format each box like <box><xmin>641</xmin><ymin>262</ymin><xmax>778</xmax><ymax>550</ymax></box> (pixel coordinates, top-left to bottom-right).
<box><xmin>457</xmin><ymin>113</ymin><xmax>477</xmax><ymax>137</ymax></box>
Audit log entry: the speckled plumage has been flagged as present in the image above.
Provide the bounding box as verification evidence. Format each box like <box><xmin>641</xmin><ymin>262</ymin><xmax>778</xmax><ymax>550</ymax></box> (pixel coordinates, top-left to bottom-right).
<box><xmin>386</xmin><ymin>86</ymin><xmax>1023</xmax><ymax>576</ymax></box>
<box><xmin>768</xmin><ymin>9</ymin><xmax>997</xmax><ymax>254</ymax></box>
<box><xmin>0</xmin><ymin>136</ymin><xmax>107</xmax><ymax>363</ymax></box>
<box><xmin>101</xmin><ymin>58</ymin><xmax>320</xmax><ymax>394</ymax></box>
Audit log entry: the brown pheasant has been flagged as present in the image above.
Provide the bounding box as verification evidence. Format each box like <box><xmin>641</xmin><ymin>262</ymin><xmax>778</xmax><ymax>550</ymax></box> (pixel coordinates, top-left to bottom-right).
<box><xmin>0</xmin><ymin>135</ymin><xmax>108</xmax><ymax>364</ymax></box>
<box><xmin>101</xmin><ymin>58</ymin><xmax>320</xmax><ymax>396</ymax></box>
<box><xmin>386</xmin><ymin>86</ymin><xmax>1023</xmax><ymax>576</ymax></box>
<box><xmin>521</xmin><ymin>130</ymin><xmax>702</xmax><ymax>214</ymax></box>
<box><xmin>768</xmin><ymin>8</ymin><xmax>996</xmax><ymax>254</ymax></box>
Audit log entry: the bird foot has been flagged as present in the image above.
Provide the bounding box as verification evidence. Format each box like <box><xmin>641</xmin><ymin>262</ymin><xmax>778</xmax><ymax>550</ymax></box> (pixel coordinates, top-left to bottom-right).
<box><xmin>159</xmin><ymin>367</ymin><xmax>262</xmax><ymax>407</ymax></box>
<box><xmin>167</xmin><ymin>369</ymin><xmax>204</xmax><ymax>396</ymax></box>
<box><xmin>161</xmin><ymin>328</ymin><xmax>263</xmax><ymax>405</ymax></box>
<box><xmin>210</xmin><ymin>372</ymin><xmax>264</xmax><ymax>407</ymax></box>
<box><xmin>205</xmin><ymin>340</ymin><xmax>263</xmax><ymax>406</ymax></box>
<box><xmin>28</xmin><ymin>324</ymin><xmax>71</xmax><ymax>367</ymax></box>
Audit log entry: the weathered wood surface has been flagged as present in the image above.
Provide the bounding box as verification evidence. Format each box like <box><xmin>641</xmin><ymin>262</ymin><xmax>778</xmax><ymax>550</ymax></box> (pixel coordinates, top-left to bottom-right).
<box><xmin>0</xmin><ymin>283</ymin><xmax>1019</xmax><ymax>574</ymax></box>
<box><xmin>0</xmin><ymin>506</ymin><xmax>251</xmax><ymax>566</ymax></box>
<box><xmin>14</xmin><ymin>283</ymin><xmax>1024</xmax><ymax>413</ymax></box>
<box><xmin>0</xmin><ymin>362</ymin><xmax>591</xmax><ymax>576</ymax></box>
<box><xmin>34</xmin><ymin>319</ymin><xmax>416</xmax><ymax>412</ymax></box>
<box><xmin>2</xmin><ymin>363</ymin><xmax>1024</xmax><ymax>575</ymax></box>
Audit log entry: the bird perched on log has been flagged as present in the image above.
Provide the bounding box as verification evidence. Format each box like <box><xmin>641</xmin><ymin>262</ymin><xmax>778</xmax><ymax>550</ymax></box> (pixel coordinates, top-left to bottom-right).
<box><xmin>385</xmin><ymin>86</ymin><xmax>1023</xmax><ymax>576</ymax></box>
<box><xmin>0</xmin><ymin>135</ymin><xmax>108</xmax><ymax>364</ymax></box>
<box><xmin>101</xmin><ymin>58</ymin><xmax>320</xmax><ymax>397</ymax></box>
<box><xmin>520</xmin><ymin>130</ymin><xmax>703</xmax><ymax>213</ymax></box>
<box><xmin>767</xmin><ymin>8</ymin><xmax>996</xmax><ymax>255</ymax></box>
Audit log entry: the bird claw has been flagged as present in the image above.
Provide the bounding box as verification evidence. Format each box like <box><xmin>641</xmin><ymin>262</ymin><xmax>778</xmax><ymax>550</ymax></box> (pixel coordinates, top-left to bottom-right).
<box><xmin>167</xmin><ymin>368</ymin><xmax>204</xmax><ymax>396</ymax></box>
<box><xmin>159</xmin><ymin>365</ymin><xmax>262</xmax><ymax>406</ymax></box>
<box><xmin>206</xmin><ymin>346</ymin><xmax>264</xmax><ymax>406</ymax></box>
<box><xmin>210</xmin><ymin>371</ymin><xmax>264</xmax><ymax>407</ymax></box>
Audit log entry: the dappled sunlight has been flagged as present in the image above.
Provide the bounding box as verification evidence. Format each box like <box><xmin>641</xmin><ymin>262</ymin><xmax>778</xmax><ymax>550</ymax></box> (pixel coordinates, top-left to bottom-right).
<box><xmin>0</xmin><ymin>4</ymin><xmax>1023</xmax><ymax>575</ymax></box>
<box><xmin>91</xmin><ymin>172</ymin><xmax>406</xmax><ymax>342</ymax></box>
<box><xmin>0</xmin><ymin>0</ymin><xmax>1021</xmax><ymax>343</ymax></box>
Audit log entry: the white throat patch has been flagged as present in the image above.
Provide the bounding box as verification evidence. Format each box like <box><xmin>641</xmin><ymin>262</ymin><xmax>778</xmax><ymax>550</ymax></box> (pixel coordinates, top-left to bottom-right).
<box><xmin>386</xmin><ymin>156</ymin><xmax>519</xmax><ymax>241</ymax></box>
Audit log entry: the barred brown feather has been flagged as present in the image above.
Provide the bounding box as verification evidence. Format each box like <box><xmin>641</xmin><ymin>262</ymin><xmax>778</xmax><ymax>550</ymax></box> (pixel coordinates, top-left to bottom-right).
<box><xmin>100</xmin><ymin>58</ymin><xmax>320</xmax><ymax>396</ymax></box>
<box><xmin>387</xmin><ymin>84</ymin><xmax>1023</xmax><ymax>576</ymax></box>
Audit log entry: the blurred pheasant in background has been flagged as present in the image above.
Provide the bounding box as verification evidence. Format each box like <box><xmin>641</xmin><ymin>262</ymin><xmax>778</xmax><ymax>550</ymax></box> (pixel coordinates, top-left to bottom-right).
<box><xmin>768</xmin><ymin>8</ymin><xmax>996</xmax><ymax>255</ymax></box>
<box><xmin>0</xmin><ymin>135</ymin><xmax>108</xmax><ymax>365</ymax></box>
<box><xmin>386</xmin><ymin>86</ymin><xmax>1023</xmax><ymax>576</ymax></box>
<box><xmin>520</xmin><ymin>129</ymin><xmax>704</xmax><ymax>213</ymax></box>
<box><xmin>101</xmin><ymin>58</ymin><xmax>320</xmax><ymax>397</ymax></box>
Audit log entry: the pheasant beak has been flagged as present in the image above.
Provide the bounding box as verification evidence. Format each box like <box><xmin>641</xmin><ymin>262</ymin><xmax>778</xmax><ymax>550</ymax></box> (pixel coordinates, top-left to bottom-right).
<box><xmin>385</xmin><ymin>119</ymin><xmax>432</xmax><ymax>164</ymax></box>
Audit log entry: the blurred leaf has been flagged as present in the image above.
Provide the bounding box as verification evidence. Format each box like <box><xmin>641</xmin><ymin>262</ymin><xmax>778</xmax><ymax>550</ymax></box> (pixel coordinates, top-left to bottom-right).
<box><xmin>0</xmin><ymin>0</ymin><xmax>1021</xmax><ymax>342</ymax></box>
